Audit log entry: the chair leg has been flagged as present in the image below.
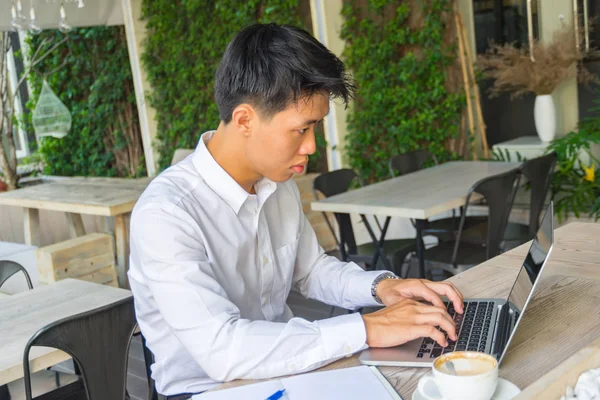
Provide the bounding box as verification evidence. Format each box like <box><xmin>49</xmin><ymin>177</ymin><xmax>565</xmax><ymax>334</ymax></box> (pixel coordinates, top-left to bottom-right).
<box><xmin>0</xmin><ymin>384</ymin><xmax>9</xmax><ymax>400</ymax></box>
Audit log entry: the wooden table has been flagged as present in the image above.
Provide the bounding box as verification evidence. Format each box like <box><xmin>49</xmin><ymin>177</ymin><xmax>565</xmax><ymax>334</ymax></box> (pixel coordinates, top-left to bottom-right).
<box><xmin>0</xmin><ymin>176</ymin><xmax>151</xmax><ymax>287</ymax></box>
<box><xmin>311</xmin><ymin>161</ymin><xmax>519</xmax><ymax>276</ymax></box>
<box><xmin>215</xmin><ymin>222</ymin><xmax>600</xmax><ymax>399</ymax></box>
<box><xmin>0</xmin><ymin>279</ymin><xmax>132</xmax><ymax>386</ymax></box>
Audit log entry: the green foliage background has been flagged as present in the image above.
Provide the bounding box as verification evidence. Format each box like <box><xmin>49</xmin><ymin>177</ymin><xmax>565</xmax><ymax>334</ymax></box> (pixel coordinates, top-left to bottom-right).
<box><xmin>25</xmin><ymin>27</ymin><xmax>145</xmax><ymax>177</ymax></box>
<box><xmin>546</xmin><ymin>86</ymin><xmax>600</xmax><ymax>221</ymax></box>
<box><xmin>341</xmin><ymin>0</ymin><xmax>464</xmax><ymax>183</ymax></box>
<box><xmin>142</xmin><ymin>0</ymin><xmax>312</xmax><ymax>170</ymax></box>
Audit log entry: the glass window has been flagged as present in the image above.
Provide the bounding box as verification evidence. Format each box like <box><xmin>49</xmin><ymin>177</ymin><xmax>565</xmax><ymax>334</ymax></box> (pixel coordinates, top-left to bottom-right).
<box><xmin>473</xmin><ymin>0</ymin><xmax>539</xmax><ymax>54</ymax></box>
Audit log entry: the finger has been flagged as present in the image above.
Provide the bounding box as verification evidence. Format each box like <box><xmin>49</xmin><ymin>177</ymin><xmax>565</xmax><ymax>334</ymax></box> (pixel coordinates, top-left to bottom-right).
<box><xmin>414</xmin><ymin>325</ymin><xmax>449</xmax><ymax>347</ymax></box>
<box><xmin>425</xmin><ymin>282</ymin><xmax>464</xmax><ymax>313</ymax></box>
<box><xmin>415</xmin><ymin>312</ymin><xmax>457</xmax><ymax>341</ymax></box>
<box><xmin>447</xmin><ymin>282</ymin><xmax>463</xmax><ymax>301</ymax></box>
<box><xmin>410</xmin><ymin>282</ymin><xmax>446</xmax><ymax>309</ymax></box>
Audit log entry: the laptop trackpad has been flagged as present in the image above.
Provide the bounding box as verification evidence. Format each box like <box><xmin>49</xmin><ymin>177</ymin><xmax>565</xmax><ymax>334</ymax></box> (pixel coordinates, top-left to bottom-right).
<box><xmin>359</xmin><ymin>338</ymin><xmax>430</xmax><ymax>367</ymax></box>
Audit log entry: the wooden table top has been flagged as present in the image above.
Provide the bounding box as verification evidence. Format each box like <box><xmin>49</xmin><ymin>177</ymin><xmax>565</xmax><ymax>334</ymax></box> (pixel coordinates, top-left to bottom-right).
<box><xmin>311</xmin><ymin>161</ymin><xmax>520</xmax><ymax>219</ymax></box>
<box><xmin>0</xmin><ymin>279</ymin><xmax>132</xmax><ymax>385</ymax></box>
<box><xmin>0</xmin><ymin>177</ymin><xmax>151</xmax><ymax>216</ymax></box>
<box><xmin>215</xmin><ymin>222</ymin><xmax>600</xmax><ymax>398</ymax></box>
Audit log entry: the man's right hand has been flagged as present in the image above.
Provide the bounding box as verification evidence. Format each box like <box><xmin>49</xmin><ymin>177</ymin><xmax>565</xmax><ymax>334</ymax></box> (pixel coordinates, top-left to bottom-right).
<box><xmin>361</xmin><ymin>299</ymin><xmax>457</xmax><ymax>348</ymax></box>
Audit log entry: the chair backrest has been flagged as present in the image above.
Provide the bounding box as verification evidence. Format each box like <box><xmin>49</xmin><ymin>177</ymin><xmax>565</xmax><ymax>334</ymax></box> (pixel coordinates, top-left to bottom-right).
<box><xmin>453</xmin><ymin>168</ymin><xmax>521</xmax><ymax>264</ymax></box>
<box><xmin>312</xmin><ymin>169</ymin><xmax>362</xmax><ymax>260</ymax></box>
<box><xmin>0</xmin><ymin>260</ymin><xmax>33</xmax><ymax>290</ymax></box>
<box><xmin>520</xmin><ymin>152</ymin><xmax>557</xmax><ymax>237</ymax></box>
<box><xmin>23</xmin><ymin>297</ymin><xmax>137</xmax><ymax>400</ymax></box>
<box><xmin>389</xmin><ymin>150</ymin><xmax>438</xmax><ymax>177</ymax></box>
<box><xmin>141</xmin><ymin>334</ymin><xmax>166</xmax><ymax>400</ymax></box>
<box><xmin>170</xmin><ymin>149</ymin><xmax>194</xmax><ymax>166</ymax></box>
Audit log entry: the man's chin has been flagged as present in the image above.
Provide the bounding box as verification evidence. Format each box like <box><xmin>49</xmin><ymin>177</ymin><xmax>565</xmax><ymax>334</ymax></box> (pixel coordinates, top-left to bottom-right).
<box><xmin>264</xmin><ymin>171</ymin><xmax>295</xmax><ymax>183</ymax></box>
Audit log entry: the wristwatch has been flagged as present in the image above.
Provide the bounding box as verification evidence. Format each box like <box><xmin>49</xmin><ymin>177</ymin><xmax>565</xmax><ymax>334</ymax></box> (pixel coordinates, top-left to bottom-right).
<box><xmin>371</xmin><ymin>272</ymin><xmax>400</xmax><ymax>304</ymax></box>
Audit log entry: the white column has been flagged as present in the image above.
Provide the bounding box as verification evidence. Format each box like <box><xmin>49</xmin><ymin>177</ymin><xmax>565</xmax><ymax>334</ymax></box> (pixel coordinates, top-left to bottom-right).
<box><xmin>121</xmin><ymin>0</ymin><xmax>159</xmax><ymax>176</ymax></box>
<box><xmin>310</xmin><ymin>0</ymin><xmax>348</xmax><ymax>171</ymax></box>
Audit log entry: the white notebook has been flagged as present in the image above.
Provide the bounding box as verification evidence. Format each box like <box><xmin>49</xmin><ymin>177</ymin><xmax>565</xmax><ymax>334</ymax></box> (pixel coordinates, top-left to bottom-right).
<box><xmin>194</xmin><ymin>366</ymin><xmax>403</xmax><ymax>400</ymax></box>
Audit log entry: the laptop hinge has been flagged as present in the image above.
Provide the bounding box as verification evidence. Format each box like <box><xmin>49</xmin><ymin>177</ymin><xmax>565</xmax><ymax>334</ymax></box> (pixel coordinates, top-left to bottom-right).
<box><xmin>492</xmin><ymin>303</ymin><xmax>509</xmax><ymax>357</ymax></box>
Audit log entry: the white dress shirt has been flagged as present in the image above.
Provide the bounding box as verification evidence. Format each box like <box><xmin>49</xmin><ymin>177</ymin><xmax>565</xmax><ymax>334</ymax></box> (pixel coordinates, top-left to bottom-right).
<box><xmin>128</xmin><ymin>131</ymin><xmax>385</xmax><ymax>395</ymax></box>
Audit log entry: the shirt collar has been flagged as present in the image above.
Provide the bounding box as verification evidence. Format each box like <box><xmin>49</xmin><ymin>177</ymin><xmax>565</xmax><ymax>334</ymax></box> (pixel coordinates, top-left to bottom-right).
<box><xmin>192</xmin><ymin>131</ymin><xmax>276</xmax><ymax>215</ymax></box>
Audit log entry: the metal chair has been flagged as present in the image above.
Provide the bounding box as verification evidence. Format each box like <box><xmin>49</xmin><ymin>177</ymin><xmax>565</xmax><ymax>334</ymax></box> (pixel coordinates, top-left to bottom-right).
<box><xmin>423</xmin><ymin>168</ymin><xmax>521</xmax><ymax>276</ymax></box>
<box><xmin>388</xmin><ymin>150</ymin><xmax>438</xmax><ymax>178</ymax></box>
<box><xmin>141</xmin><ymin>334</ymin><xmax>167</xmax><ymax>400</ymax></box>
<box><xmin>0</xmin><ymin>261</ymin><xmax>32</xmax><ymax>400</ymax></box>
<box><xmin>457</xmin><ymin>153</ymin><xmax>558</xmax><ymax>248</ymax></box>
<box><xmin>0</xmin><ymin>260</ymin><xmax>33</xmax><ymax>290</ymax></box>
<box><xmin>503</xmin><ymin>152</ymin><xmax>558</xmax><ymax>244</ymax></box>
<box><xmin>313</xmin><ymin>169</ymin><xmax>416</xmax><ymax>277</ymax></box>
<box><xmin>23</xmin><ymin>297</ymin><xmax>137</xmax><ymax>400</ymax></box>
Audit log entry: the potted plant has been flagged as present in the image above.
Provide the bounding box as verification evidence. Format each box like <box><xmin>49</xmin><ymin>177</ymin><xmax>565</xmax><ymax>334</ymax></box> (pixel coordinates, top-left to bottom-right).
<box><xmin>477</xmin><ymin>25</ymin><xmax>597</xmax><ymax>143</ymax></box>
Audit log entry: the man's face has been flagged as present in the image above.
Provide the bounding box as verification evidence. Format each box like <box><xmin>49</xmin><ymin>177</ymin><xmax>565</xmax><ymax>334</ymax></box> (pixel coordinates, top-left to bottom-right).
<box><xmin>246</xmin><ymin>92</ymin><xmax>329</xmax><ymax>183</ymax></box>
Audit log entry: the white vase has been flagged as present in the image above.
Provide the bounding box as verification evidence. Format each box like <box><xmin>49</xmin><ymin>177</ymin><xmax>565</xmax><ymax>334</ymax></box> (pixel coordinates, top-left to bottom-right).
<box><xmin>534</xmin><ymin>94</ymin><xmax>556</xmax><ymax>142</ymax></box>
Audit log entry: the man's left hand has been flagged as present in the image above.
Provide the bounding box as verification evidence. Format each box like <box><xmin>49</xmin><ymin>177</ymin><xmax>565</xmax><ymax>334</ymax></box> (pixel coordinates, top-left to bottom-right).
<box><xmin>376</xmin><ymin>278</ymin><xmax>464</xmax><ymax>314</ymax></box>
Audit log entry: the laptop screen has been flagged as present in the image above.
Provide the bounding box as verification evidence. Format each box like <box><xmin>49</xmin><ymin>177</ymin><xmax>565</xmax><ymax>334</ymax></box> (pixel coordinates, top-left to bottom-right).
<box><xmin>499</xmin><ymin>202</ymin><xmax>554</xmax><ymax>361</ymax></box>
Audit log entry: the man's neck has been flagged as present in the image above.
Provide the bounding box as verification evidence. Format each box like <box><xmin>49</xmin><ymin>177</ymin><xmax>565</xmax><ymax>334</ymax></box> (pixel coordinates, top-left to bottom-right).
<box><xmin>206</xmin><ymin>123</ymin><xmax>260</xmax><ymax>194</ymax></box>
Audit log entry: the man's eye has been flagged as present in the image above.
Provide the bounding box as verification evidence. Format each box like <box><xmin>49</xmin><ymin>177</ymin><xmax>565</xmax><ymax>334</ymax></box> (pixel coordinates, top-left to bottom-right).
<box><xmin>298</xmin><ymin>128</ymin><xmax>308</xmax><ymax>134</ymax></box>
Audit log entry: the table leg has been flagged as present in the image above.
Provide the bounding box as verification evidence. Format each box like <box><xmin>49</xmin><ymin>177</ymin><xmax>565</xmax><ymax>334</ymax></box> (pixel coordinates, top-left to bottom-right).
<box><xmin>115</xmin><ymin>212</ymin><xmax>131</xmax><ymax>288</ymax></box>
<box><xmin>23</xmin><ymin>208</ymin><xmax>40</xmax><ymax>246</ymax></box>
<box><xmin>65</xmin><ymin>212</ymin><xmax>86</xmax><ymax>238</ymax></box>
<box><xmin>415</xmin><ymin>219</ymin><xmax>426</xmax><ymax>278</ymax></box>
<box><xmin>360</xmin><ymin>215</ymin><xmax>393</xmax><ymax>271</ymax></box>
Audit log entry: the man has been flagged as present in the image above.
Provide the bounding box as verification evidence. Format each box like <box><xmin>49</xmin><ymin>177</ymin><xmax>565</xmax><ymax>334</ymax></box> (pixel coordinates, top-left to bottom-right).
<box><xmin>128</xmin><ymin>23</ymin><xmax>463</xmax><ymax>399</ymax></box>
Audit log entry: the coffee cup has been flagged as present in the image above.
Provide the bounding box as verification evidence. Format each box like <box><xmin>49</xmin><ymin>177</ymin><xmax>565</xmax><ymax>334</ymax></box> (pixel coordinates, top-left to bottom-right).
<box><xmin>417</xmin><ymin>351</ymin><xmax>498</xmax><ymax>400</ymax></box>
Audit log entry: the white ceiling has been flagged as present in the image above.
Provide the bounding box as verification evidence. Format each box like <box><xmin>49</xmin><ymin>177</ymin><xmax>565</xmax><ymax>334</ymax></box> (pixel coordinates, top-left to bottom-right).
<box><xmin>0</xmin><ymin>0</ymin><xmax>124</xmax><ymax>31</ymax></box>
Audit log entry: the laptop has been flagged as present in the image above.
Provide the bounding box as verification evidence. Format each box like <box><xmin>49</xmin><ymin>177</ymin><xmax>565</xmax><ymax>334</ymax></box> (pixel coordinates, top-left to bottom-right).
<box><xmin>359</xmin><ymin>202</ymin><xmax>555</xmax><ymax>367</ymax></box>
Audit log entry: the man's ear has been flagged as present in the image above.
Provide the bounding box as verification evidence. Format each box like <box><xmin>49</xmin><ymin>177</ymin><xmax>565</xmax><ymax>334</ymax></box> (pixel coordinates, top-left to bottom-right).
<box><xmin>231</xmin><ymin>104</ymin><xmax>257</xmax><ymax>137</ymax></box>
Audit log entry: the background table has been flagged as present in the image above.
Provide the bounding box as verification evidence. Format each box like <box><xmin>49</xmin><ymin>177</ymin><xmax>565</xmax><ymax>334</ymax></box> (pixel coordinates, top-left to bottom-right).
<box><xmin>215</xmin><ymin>222</ymin><xmax>600</xmax><ymax>399</ymax></box>
<box><xmin>0</xmin><ymin>279</ymin><xmax>132</xmax><ymax>385</ymax></box>
<box><xmin>0</xmin><ymin>177</ymin><xmax>151</xmax><ymax>287</ymax></box>
<box><xmin>311</xmin><ymin>161</ymin><xmax>519</xmax><ymax>276</ymax></box>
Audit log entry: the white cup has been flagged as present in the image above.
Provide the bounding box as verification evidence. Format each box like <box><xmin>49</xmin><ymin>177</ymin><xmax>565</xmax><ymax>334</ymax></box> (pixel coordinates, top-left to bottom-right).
<box><xmin>417</xmin><ymin>351</ymin><xmax>498</xmax><ymax>400</ymax></box>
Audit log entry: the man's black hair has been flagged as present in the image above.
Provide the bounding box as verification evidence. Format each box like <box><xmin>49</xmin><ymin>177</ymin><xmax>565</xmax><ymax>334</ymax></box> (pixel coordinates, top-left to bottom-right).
<box><xmin>214</xmin><ymin>23</ymin><xmax>354</xmax><ymax>123</ymax></box>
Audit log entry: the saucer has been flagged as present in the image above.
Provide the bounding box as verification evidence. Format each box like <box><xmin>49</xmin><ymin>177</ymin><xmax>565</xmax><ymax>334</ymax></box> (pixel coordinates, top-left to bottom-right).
<box><xmin>412</xmin><ymin>377</ymin><xmax>521</xmax><ymax>400</ymax></box>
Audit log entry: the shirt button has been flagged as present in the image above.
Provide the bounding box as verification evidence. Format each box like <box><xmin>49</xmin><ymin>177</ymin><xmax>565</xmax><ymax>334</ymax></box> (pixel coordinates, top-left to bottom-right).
<box><xmin>263</xmin><ymin>256</ymin><xmax>269</xmax><ymax>265</ymax></box>
<box><xmin>344</xmin><ymin>345</ymin><xmax>352</xmax><ymax>353</ymax></box>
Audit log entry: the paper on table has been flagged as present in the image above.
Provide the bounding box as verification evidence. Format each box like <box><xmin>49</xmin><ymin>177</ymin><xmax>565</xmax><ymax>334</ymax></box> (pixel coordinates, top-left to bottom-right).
<box><xmin>282</xmin><ymin>366</ymin><xmax>400</xmax><ymax>399</ymax></box>
<box><xmin>193</xmin><ymin>380</ymin><xmax>284</xmax><ymax>399</ymax></box>
<box><xmin>194</xmin><ymin>366</ymin><xmax>401</xmax><ymax>400</ymax></box>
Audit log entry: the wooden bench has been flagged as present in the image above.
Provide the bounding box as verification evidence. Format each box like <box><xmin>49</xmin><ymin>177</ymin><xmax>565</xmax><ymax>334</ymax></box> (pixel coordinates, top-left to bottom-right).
<box><xmin>36</xmin><ymin>233</ymin><xmax>119</xmax><ymax>287</ymax></box>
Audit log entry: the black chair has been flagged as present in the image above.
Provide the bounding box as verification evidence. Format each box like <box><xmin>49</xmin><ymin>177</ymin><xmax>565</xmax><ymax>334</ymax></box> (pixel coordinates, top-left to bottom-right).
<box><xmin>457</xmin><ymin>153</ymin><xmax>558</xmax><ymax>248</ymax></box>
<box><xmin>141</xmin><ymin>334</ymin><xmax>166</xmax><ymax>400</ymax></box>
<box><xmin>423</xmin><ymin>168</ymin><xmax>521</xmax><ymax>276</ymax></box>
<box><xmin>503</xmin><ymin>152</ymin><xmax>558</xmax><ymax>244</ymax></box>
<box><xmin>388</xmin><ymin>150</ymin><xmax>438</xmax><ymax>178</ymax></box>
<box><xmin>313</xmin><ymin>169</ymin><xmax>417</xmax><ymax>277</ymax></box>
<box><xmin>0</xmin><ymin>261</ymin><xmax>32</xmax><ymax>400</ymax></box>
<box><xmin>23</xmin><ymin>297</ymin><xmax>137</xmax><ymax>400</ymax></box>
<box><xmin>0</xmin><ymin>260</ymin><xmax>33</xmax><ymax>290</ymax></box>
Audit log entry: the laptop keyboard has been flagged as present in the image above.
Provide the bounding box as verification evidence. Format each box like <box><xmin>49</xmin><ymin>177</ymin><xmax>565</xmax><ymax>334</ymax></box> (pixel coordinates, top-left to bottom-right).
<box><xmin>416</xmin><ymin>301</ymin><xmax>495</xmax><ymax>359</ymax></box>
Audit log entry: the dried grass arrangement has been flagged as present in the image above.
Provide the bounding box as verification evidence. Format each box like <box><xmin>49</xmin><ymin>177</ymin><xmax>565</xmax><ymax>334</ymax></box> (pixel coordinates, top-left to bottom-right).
<box><xmin>477</xmin><ymin>25</ymin><xmax>598</xmax><ymax>99</ymax></box>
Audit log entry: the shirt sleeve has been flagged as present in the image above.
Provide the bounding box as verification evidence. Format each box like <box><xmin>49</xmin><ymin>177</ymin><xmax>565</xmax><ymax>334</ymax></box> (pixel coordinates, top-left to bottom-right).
<box><xmin>130</xmin><ymin>204</ymin><xmax>370</xmax><ymax>383</ymax></box>
<box><xmin>288</xmin><ymin>182</ymin><xmax>386</xmax><ymax>310</ymax></box>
